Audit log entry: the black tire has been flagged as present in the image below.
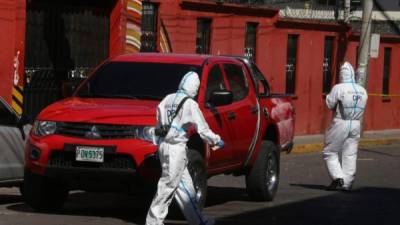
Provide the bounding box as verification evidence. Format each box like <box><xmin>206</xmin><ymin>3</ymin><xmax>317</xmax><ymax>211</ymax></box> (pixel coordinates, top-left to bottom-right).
<box><xmin>169</xmin><ymin>150</ymin><xmax>207</xmax><ymax>218</ymax></box>
<box><xmin>246</xmin><ymin>141</ymin><xmax>280</xmax><ymax>201</ymax></box>
<box><xmin>187</xmin><ymin>149</ymin><xmax>207</xmax><ymax>210</ymax></box>
<box><xmin>24</xmin><ymin>170</ymin><xmax>68</xmax><ymax>211</ymax></box>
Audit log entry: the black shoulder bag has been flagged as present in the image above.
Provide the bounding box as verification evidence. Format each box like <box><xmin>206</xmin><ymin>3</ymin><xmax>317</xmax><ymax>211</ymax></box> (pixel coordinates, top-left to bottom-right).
<box><xmin>154</xmin><ymin>97</ymin><xmax>189</xmax><ymax>137</ymax></box>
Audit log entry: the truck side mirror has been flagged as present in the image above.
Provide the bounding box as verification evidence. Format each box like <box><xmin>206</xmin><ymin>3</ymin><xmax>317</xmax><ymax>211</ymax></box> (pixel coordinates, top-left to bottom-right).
<box><xmin>208</xmin><ymin>91</ymin><xmax>233</xmax><ymax>107</ymax></box>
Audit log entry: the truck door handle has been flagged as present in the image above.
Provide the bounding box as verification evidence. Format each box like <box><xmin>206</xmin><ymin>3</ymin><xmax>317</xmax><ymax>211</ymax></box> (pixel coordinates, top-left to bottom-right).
<box><xmin>228</xmin><ymin>112</ymin><xmax>236</xmax><ymax>120</ymax></box>
<box><xmin>251</xmin><ymin>105</ymin><xmax>258</xmax><ymax>114</ymax></box>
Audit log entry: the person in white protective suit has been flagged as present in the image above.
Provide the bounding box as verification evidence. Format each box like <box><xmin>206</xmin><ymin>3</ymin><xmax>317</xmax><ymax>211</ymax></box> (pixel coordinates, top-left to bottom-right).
<box><xmin>146</xmin><ymin>71</ymin><xmax>224</xmax><ymax>225</ymax></box>
<box><xmin>323</xmin><ymin>62</ymin><xmax>368</xmax><ymax>191</ymax></box>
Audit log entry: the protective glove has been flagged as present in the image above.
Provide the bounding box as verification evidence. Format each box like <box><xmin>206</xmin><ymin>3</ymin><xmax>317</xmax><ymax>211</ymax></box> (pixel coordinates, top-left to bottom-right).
<box><xmin>217</xmin><ymin>140</ymin><xmax>224</xmax><ymax>148</ymax></box>
<box><xmin>211</xmin><ymin>140</ymin><xmax>224</xmax><ymax>151</ymax></box>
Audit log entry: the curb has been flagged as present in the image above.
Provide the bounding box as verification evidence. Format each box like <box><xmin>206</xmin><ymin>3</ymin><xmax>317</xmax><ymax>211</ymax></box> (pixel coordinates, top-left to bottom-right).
<box><xmin>291</xmin><ymin>138</ymin><xmax>400</xmax><ymax>154</ymax></box>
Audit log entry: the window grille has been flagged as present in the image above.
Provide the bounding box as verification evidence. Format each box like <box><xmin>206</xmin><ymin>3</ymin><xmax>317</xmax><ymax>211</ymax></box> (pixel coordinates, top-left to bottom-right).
<box><xmin>196</xmin><ymin>18</ymin><xmax>212</xmax><ymax>54</ymax></box>
<box><xmin>323</xmin><ymin>36</ymin><xmax>334</xmax><ymax>94</ymax></box>
<box><xmin>286</xmin><ymin>34</ymin><xmax>299</xmax><ymax>94</ymax></box>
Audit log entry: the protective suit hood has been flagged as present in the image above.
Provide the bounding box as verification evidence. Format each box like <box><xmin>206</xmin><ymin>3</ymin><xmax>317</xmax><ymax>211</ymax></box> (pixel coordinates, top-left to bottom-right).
<box><xmin>178</xmin><ymin>71</ymin><xmax>200</xmax><ymax>98</ymax></box>
<box><xmin>339</xmin><ymin>62</ymin><xmax>355</xmax><ymax>83</ymax></box>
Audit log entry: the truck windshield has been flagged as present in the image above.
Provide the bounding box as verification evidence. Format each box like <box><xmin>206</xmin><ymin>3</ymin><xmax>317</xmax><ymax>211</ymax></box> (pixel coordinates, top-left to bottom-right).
<box><xmin>76</xmin><ymin>62</ymin><xmax>202</xmax><ymax>100</ymax></box>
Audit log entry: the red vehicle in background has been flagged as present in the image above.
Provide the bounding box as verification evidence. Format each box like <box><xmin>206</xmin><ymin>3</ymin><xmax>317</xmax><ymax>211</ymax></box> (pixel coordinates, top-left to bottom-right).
<box><xmin>24</xmin><ymin>54</ymin><xmax>295</xmax><ymax>211</ymax></box>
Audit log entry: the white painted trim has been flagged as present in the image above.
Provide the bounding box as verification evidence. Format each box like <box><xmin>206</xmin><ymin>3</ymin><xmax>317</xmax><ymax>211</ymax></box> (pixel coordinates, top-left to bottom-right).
<box><xmin>279</xmin><ymin>8</ymin><xmax>400</xmax><ymax>21</ymax></box>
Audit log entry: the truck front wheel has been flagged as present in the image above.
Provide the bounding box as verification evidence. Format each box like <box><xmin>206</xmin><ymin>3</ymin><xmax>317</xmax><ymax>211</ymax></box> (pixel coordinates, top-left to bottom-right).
<box><xmin>169</xmin><ymin>149</ymin><xmax>207</xmax><ymax>218</ymax></box>
<box><xmin>187</xmin><ymin>150</ymin><xmax>207</xmax><ymax>210</ymax></box>
<box><xmin>246</xmin><ymin>141</ymin><xmax>280</xmax><ymax>201</ymax></box>
<box><xmin>24</xmin><ymin>170</ymin><xmax>68</xmax><ymax>211</ymax></box>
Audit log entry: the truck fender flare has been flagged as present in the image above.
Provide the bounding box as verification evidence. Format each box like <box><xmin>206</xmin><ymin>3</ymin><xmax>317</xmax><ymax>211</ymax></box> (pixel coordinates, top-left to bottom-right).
<box><xmin>243</xmin><ymin>100</ymin><xmax>262</xmax><ymax>167</ymax></box>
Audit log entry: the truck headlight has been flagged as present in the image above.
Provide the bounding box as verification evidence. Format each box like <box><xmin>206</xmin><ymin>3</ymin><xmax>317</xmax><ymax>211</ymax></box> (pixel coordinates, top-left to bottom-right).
<box><xmin>136</xmin><ymin>126</ymin><xmax>156</xmax><ymax>143</ymax></box>
<box><xmin>32</xmin><ymin>120</ymin><xmax>57</xmax><ymax>137</ymax></box>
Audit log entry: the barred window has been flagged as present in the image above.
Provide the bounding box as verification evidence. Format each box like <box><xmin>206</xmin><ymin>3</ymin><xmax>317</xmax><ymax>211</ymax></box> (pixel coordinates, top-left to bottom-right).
<box><xmin>323</xmin><ymin>36</ymin><xmax>334</xmax><ymax>94</ymax></box>
<box><xmin>140</xmin><ymin>2</ymin><xmax>158</xmax><ymax>52</ymax></box>
<box><xmin>286</xmin><ymin>34</ymin><xmax>299</xmax><ymax>94</ymax></box>
<box><xmin>244</xmin><ymin>22</ymin><xmax>258</xmax><ymax>62</ymax></box>
<box><xmin>196</xmin><ymin>18</ymin><xmax>212</xmax><ymax>54</ymax></box>
<box><xmin>317</xmin><ymin>0</ymin><xmax>336</xmax><ymax>6</ymax></box>
<box><xmin>382</xmin><ymin>47</ymin><xmax>391</xmax><ymax>95</ymax></box>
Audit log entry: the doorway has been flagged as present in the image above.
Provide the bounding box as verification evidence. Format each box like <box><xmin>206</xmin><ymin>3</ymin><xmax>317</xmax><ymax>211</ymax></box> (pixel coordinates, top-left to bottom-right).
<box><xmin>24</xmin><ymin>0</ymin><xmax>113</xmax><ymax>120</ymax></box>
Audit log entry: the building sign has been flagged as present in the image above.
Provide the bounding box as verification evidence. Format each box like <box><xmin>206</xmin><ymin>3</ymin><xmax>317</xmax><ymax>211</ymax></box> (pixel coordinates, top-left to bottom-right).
<box><xmin>370</xmin><ymin>33</ymin><xmax>380</xmax><ymax>59</ymax></box>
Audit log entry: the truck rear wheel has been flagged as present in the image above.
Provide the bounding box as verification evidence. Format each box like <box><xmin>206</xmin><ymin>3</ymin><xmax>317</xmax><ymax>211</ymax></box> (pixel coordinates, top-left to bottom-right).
<box><xmin>246</xmin><ymin>141</ymin><xmax>280</xmax><ymax>201</ymax></box>
<box><xmin>24</xmin><ymin>170</ymin><xmax>68</xmax><ymax>211</ymax></box>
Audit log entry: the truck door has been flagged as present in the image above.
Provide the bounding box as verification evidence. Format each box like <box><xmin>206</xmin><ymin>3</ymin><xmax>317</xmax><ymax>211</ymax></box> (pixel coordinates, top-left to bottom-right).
<box><xmin>222</xmin><ymin>63</ymin><xmax>258</xmax><ymax>163</ymax></box>
<box><xmin>0</xmin><ymin>98</ymin><xmax>25</xmax><ymax>182</ymax></box>
<box><xmin>199</xmin><ymin>63</ymin><xmax>234</xmax><ymax>168</ymax></box>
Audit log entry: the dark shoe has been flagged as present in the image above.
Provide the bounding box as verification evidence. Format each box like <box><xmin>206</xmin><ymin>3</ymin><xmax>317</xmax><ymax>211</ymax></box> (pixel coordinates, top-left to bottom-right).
<box><xmin>326</xmin><ymin>178</ymin><xmax>344</xmax><ymax>191</ymax></box>
<box><xmin>201</xmin><ymin>218</ymin><xmax>215</xmax><ymax>225</ymax></box>
<box><xmin>339</xmin><ymin>185</ymin><xmax>353</xmax><ymax>192</ymax></box>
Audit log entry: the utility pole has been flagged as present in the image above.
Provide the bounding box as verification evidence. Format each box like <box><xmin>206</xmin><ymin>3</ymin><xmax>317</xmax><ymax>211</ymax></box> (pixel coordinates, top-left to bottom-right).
<box><xmin>357</xmin><ymin>0</ymin><xmax>373</xmax><ymax>135</ymax></box>
<box><xmin>343</xmin><ymin>0</ymin><xmax>351</xmax><ymax>21</ymax></box>
<box><xmin>357</xmin><ymin>0</ymin><xmax>373</xmax><ymax>87</ymax></box>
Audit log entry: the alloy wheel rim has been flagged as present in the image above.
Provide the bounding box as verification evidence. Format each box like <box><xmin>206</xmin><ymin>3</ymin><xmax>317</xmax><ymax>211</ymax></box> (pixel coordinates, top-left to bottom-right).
<box><xmin>189</xmin><ymin>162</ymin><xmax>204</xmax><ymax>202</ymax></box>
<box><xmin>266</xmin><ymin>153</ymin><xmax>277</xmax><ymax>190</ymax></box>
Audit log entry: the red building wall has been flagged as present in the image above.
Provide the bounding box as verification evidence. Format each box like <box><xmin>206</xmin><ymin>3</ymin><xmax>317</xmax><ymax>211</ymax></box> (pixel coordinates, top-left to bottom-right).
<box><xmin>0</xmin><ymin>0</ymin><xmax>25</xmax><ymax>105</ymax></box>
<box><xmin>258</xmin><ymin>24</ymin><xmax>345</xmax><ymax>134</ymax></box>
<box><xmin>158</xmin><ymin>1</ymin><xmax>278</xmax><ymax>56</ymax></box>
<box><xmin>157</xmin><ymin>2</ymin><xmax>352</xmax><ymax>135</ymax></box>
<box><xmin>0</xmin><ymin>0</ymin><xmax>399</xmax><ymax>134</ymax></box>
<box><xmin>346</xmin><ymin>38</ymin><xmax>400</xmax><ymax>131</ymax></box>
<box><xmin>155</xmin><ymin>1</ymin><xmax>400</xmax><ymax>135</ymax></box>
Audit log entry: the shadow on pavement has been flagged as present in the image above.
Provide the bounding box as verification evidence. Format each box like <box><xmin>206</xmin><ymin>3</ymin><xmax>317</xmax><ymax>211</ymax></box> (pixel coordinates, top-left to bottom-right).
<box><xmin>5</xmin><ymin>186</ymin><xmax>400</xmax><ymax>225</ymax></box>
<box><xmin>216</xmin><ymin>187</ymin><xmax>400</xmax><ymax>225</ymax></box>
<box><xmin>4</xmin><ymin>186</ymin><xmax>248</xmax><ymax>224</ymax></box>
<box><xmin>290</xmin><ymin>183</ymin><xmax>327</xmax><ymax>190</ymax></box>
<box><xmin>7</xmin><ymin>192</ymin><xmax>151</xmax><ymax>224</ymax></box>
<box><xmin>206</xmin><ymin>186</ymin><xmax>249</xmax><ymax>206</ymax></box>
<box><xmin>361</xmin><ymin>148</ymin><xmax>400</xmax><ymax>158</ymax></box>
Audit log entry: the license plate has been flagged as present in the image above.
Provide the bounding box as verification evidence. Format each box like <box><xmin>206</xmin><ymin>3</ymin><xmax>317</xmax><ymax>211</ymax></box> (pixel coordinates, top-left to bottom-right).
<box><xmin>76</xmin><ymin>146</ymin><xmax>104</xmax><ymax>163</ymax></box>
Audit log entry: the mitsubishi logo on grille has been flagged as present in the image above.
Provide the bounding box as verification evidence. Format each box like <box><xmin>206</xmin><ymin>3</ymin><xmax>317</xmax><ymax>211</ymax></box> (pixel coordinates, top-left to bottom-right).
<box><xmin>85</xmin><ymin>125</ymin><xmax>102</xmax><ymax>139</ymax></box>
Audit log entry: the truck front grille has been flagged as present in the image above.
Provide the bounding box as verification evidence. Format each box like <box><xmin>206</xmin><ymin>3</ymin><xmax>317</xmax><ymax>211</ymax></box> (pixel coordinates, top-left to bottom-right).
<box><xmin>56</xmin><ymin>122</ymin><xmax>136</xmax><ymax>139</ymax></box>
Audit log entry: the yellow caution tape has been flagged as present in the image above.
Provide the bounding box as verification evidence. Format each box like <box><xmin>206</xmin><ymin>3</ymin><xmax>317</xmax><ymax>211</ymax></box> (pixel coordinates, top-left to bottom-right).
<box><xmin>368</xmin><ymin>93</ymin><xmax>400</xmax><ymax>97</ymax></box>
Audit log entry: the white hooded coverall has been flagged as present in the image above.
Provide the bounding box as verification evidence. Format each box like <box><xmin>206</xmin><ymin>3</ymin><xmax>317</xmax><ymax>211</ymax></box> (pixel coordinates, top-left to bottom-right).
<box><xmin>146</xmin><ymin>71</ymin><xmax>222</xmax><ymax>225</ymax></box>
<box><xmin>323</xmin><ymin>62</ymin><xmax>368</xmax><ymax>188</ymax></box>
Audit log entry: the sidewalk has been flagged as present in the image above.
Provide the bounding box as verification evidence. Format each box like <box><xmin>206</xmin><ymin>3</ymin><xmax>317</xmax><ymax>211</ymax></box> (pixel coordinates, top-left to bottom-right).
<box><xmin>292</xmin><ymin>129</ymin><xmax>400</xmax><ymax>153</ymax></box>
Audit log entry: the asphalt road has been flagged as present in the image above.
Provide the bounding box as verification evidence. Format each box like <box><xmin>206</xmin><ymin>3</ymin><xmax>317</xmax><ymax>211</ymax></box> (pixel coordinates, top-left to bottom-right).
<box><xmin>1</xmin><ymin>141</ymin><xmax>399</xmax><ymax>225</ymax></box>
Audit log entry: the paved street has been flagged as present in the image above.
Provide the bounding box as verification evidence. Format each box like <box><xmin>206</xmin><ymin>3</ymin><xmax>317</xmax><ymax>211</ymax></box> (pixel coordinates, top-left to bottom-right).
<box><xmin>1</xmin><ymin>141</ymin><xmax>399</xmax><ymax>225</ymax></box>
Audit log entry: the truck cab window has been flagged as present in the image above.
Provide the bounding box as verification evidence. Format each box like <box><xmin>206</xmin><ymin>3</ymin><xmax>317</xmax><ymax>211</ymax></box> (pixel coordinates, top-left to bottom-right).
<box><xmin>251</xmin><ymin>64</ymin><xmax>270</xmax><ymax>97</ymax></box>
<box><xmin>223</xmin><ymin>64</ymin><xmax>249</xmax><ymax>102</ymax></box>
<box><xmin>205</xmin><ymin>65</ymin><xmax>227</xmax><ymax>103</ymax></box>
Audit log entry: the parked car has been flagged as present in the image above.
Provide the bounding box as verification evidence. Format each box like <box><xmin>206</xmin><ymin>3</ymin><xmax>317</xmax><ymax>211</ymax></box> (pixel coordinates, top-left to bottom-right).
<box><xmin>24</xmin><ymin>53</ymin><xmax>295</xmax><ymax>211</ymax></box>
<box><xmin>0</xmin><ymin>97</ymin><xmax>30</xmax><ymax>192</ymax></box>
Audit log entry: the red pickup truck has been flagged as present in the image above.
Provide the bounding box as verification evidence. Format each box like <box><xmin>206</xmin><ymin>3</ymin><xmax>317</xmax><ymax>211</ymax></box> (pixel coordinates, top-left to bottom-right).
<box><xmin>24</xmin><ymin>53</ymin><xmax>295</xmax><ymax>211</ymax></box>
